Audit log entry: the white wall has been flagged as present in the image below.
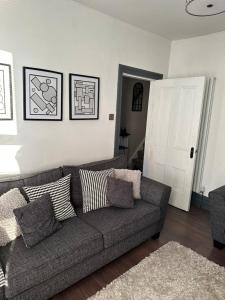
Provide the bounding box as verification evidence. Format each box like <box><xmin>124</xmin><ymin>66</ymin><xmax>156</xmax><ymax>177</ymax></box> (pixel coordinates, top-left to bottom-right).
<box><xmin>0</xmin><ymin>0</ymin><xmax>170</xmax><ymax>176</ymax></box>
<box><xmin>169</xmin><ymin>31</ymin><xmax>225</xmax><ymax>195</ymax></box>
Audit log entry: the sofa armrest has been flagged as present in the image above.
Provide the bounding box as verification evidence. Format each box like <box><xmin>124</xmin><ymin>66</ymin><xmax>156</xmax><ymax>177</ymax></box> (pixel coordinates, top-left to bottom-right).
<box><xmin>209</xmin><ymin>186</ymin><xmax>225</xmax><ymax>244</ymax></box>
<box><xmin>141</xmin><ymin>176</ymin><xmax>171</xmax><ymax>229</ymax></box>
<box><xmin>0</xmin><ymin>264</ymin><xmax>5</xmax><ymax>300</ymax></box>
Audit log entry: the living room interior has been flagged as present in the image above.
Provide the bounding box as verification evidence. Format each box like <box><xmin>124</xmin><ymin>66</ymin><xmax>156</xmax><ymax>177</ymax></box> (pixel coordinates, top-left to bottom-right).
<box><xmin>1</xmin><ymin>0</ymin><xmax>225</xmax><ymax>299</ymax></box>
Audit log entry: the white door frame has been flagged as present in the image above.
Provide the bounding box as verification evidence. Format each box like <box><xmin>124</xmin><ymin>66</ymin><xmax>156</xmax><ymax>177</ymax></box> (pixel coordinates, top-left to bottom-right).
<box><xmin>192</xmin><ymin>77</ymin><xmax>216</xmax><ymax>194</ymax></box>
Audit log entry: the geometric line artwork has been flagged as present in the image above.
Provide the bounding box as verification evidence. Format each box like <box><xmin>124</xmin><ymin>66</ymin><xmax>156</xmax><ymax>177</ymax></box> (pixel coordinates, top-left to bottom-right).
<box><xmin>29</xmin><ymin>74</ymin><xmax>58</xmax><ymax>116</ymax></box>
<box><xmin>69</xmin><ymin>73</ymin><xmax>99</xmax><ymax>120</ymax></box>
<box><xmin>0</xmin><ymin>70</ymin><xmax>6</xmax><ymax>115</ymax></box>
<box><xmin>74</xmin><ymin>80</ymin><xmax>95</xmax><ymax>115</ymax></box>
<box><xmin>23</xmin><ymin>67</ymin><xmax>63</xmax><ymax>121</ymax></box>
<box><xmin>0</xmin><ymin>63</ymin><xmax>13</xmax><ymax>120</ymax></box>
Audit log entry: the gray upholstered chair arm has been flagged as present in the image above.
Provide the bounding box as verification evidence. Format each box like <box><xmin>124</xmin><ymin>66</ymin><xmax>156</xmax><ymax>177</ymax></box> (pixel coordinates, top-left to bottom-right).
<box><xmin>209</xmin><ymin>186</ymin><xmax>225</xmax><ymax>245</ymax></box>
<box><xmin>209</xmin><ymin>185</ymin><xmax>225</xmax><ymax>198</ymax></box>
<box><xmin>141</xmin><ymin>176</ymin><xmax>171</xmax><ymax>229</ymax></box>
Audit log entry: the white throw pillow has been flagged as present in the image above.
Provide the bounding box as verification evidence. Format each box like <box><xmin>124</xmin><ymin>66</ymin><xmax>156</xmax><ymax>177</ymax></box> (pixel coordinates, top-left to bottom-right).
<box><xmin>113</xmin><ymin>169</ymin><xmax>142</xmax><ymax>199</ymax></box>
<box><xmin>0</xmin><ymin>188</ymin><xmax>27</xmax><ymax>246</ymax></box>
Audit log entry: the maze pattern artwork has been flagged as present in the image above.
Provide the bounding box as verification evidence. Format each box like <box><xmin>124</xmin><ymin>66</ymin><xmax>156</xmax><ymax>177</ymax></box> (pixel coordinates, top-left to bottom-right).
<box><xmin>73</xmin><ymin>80</ymin><xmax>95</xmax><ymax>115</ymax></box>
<box><xmin>0</xmin><ymin>70</ymin><xmax>6</xmax><ymax>115</ymax></box>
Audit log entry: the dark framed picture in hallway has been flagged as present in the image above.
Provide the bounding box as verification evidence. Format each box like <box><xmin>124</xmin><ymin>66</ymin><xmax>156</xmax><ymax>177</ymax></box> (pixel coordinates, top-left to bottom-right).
<box><xmin>23</xmin><ymin>67</ymin><xmax>63</xmax><ymax>121</ymax></box>
<box><xmin>69</xmin><ymin>73</ymin><xmax>99</xmax><ymax>120</ymax></box>
<box><xmin>0</xmin><ymin>63</ymin><xmax>13</xmax><ymax>120</ymax></box>
<box><xmin>132</xmin><ymin>82</ymin><xmax>143</xmax><ymax>112</ymax></box>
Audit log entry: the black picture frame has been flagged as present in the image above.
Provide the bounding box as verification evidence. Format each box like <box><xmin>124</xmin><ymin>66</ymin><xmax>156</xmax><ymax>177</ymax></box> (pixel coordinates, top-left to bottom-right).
<box><xmin>0</xmin><ymin>63</ymin><xmax>13</xmax><ymax>121</ymax></box>
<box><xmin>132</xmin><ymin>82</ymin><xmax>143</xmax><ymax>112</ymax></box>
<box><xmin>69</xmin><ymin>73</ymin><xmax>100</xmax><ymax>120</ymax></box>
<box><xmin>23</xmin><ymin>67</ymin><xmax>63</xmax><ymax>121</ymax></box>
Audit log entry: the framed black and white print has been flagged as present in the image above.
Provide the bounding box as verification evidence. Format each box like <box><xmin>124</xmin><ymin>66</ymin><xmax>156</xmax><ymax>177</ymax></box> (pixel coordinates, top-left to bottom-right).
<box><xmin>23</xmin><ymin>67</ymin><xmax>63</xmax><ymax>121</ymax></box>
<box><xmin>69</xmin><ymin>73</ymin><xmax>99</xmax><ymax>120</ymax></box>
<box><xmin>0</xmin><ymin>63</ymin><xmax>13</xmax><ymax>120</ymax></box>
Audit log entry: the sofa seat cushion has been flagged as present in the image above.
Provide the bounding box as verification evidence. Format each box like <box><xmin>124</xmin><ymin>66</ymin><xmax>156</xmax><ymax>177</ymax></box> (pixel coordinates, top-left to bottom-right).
<box><xmin>78</xmin><ymin>199</ymin><xmax>160</xmax><ymax>249</ymax></box>
<box><xmin>0</xmin><ymin>217</ymin><xmax>103</xmax><ymax>298</ymax></box>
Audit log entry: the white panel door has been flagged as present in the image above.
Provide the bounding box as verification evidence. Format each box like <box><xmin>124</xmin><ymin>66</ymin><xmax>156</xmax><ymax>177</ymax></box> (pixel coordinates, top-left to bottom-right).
<box><xmin>143</xmin><ymin>77</ymin><xmax>206</xmax><ymax>211</ymax></box>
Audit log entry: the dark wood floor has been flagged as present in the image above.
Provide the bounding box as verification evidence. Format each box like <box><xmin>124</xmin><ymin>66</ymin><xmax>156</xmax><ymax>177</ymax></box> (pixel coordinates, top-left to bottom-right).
<box><xmin>52</xmin><ymin>205</ymin><xmax>225</xmax><ymax>300</ymax></box>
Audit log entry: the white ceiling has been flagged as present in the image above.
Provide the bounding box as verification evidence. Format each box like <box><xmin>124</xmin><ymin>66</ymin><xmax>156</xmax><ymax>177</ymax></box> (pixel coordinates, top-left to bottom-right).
<box><xmin>74</xmin><ymin>0</ymin><xmax>225</xmax><ymax>40</ymax></box>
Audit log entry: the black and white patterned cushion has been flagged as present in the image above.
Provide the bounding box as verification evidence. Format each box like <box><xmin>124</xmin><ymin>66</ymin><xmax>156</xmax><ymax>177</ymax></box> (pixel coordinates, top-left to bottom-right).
<box><xmin>79</xmin><ymin>169</ymin><xmax>113</xmax><ymax>213</ymax></box>
<box><xmin>23</xmin><ymin>174</ymin><xmax>76</xmax><ymax>221</ymax></box>
<box><xmin>0</xmin><ymin>267</ymin><xmax>5</xmax><ymax>288</ymax></box>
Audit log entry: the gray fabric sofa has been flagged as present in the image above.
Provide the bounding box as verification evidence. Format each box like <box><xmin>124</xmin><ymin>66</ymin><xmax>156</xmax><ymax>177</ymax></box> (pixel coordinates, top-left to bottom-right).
<box><xmin>0</xmin><ymin>156</ymin><xmax>171</xmax><ymax>300</ymax></box>
<box><xmin>209</xmin><ymin>186</ymin><xmax>225</xmax><ymax>249</ymax></box>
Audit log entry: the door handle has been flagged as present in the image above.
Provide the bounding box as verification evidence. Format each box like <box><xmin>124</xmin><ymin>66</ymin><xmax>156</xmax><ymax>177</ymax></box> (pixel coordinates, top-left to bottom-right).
<box><xmin>190</xmin><ymin>147</ymin><xmax>194</xmax><ymax>159</ymax></box>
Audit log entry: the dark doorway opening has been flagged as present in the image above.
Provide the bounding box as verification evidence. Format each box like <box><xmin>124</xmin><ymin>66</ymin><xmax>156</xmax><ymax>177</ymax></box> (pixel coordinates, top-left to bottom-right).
<box><xmin>120</xmin><ymin>76</ymin><xmax>150</xmax><ymax>170</ymax></box>
<box><xmin>114</xmin><ymin>64</ymin><xmax>163</xmax><ymax>170</ymax></box>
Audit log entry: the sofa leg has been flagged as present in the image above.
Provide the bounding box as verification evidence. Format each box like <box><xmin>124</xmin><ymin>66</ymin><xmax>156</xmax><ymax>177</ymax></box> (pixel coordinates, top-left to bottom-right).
<box><xmin>213</xmin><ymin>240</ymin><xmax>225</xmax><ymax>249</ymax></box>
<box><xmin>152</xmin><ymin>232</ymin><xmax>160</xmax><ymax>240</ymax></box>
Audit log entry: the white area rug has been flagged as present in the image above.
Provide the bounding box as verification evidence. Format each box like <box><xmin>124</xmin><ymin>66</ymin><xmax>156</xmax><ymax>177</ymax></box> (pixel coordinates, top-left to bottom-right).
<box><xmin>89</xmin><ymin>241</ymin><xmax>225</xmax><ymax>300</ymax></box>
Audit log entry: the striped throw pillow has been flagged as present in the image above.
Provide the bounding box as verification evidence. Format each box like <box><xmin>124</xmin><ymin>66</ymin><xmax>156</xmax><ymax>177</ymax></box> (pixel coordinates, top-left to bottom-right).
<box><xmin>23</xmin><ymin>174</ymin><xmax>76</xmax><ymax>221</ymax></box>
<box><xmin>79</xmin><ymin>169</ymin><xmax>114</xmax><ymax>213</ymax></box>
<box><xmin>0</xmin><ymin>267</ymin><xmax>5</xmax><ymax>288</ymax></box>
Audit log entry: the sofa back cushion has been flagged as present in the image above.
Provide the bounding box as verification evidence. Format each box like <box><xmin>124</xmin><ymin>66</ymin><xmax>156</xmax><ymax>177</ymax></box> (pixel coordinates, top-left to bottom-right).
<box><xmin>0</xmin><ymin>168</ymin><xmax>63</xmax><ymax>197</ymax></box>
<box><xmin>62</xmin><ymin>156</ymin><xmax>127</xmax><ymax>208</ymax></box>
<box><xmin>23</xmin><ymin>168</ymin><xmax>62</xmax><ymax>187</ymax></box>
<box><xmin>0</xmin><ymin>178</ymin><xmax>24</xmax><ymax>198</ymax></box>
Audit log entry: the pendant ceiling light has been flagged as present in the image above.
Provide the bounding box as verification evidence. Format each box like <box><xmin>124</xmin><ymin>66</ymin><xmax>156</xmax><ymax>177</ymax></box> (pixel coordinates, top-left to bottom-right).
<box><xmin>185</xmin><ymin>0</ymin><xmax>225</xmax><ymax>16</ymax></box>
